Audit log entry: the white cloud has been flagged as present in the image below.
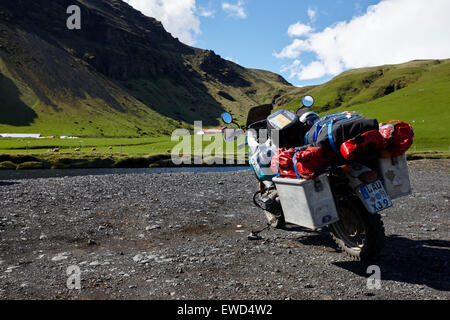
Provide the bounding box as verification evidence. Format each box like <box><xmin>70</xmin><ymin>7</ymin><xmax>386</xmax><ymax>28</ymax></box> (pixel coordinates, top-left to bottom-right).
<box><xmin>280</xmin><ymin>59</ymin><xmax>301</xmax><ymax>78</ymax></box>
<box><xmin>276</xmin><ymin>0</ymin><xmax>450</xmax><ymax>81</ymax></box>
<box><xmin>307</xmin><ymin>8</ymin><xmax>317</xmax><ymax>22</ymax></box>
<box><xmin>274</xmin><ymin>39</ymin><xmax>309</xmax><ymax>59</ymax></box>
<box><xmin>287</xmin><ymin>22</ymin><xmax>313</xmax><ymax>37</ymax></box>
<box><xmin>123</xmin><ymin>0</ymin><xmax>201</xmax><ymax>45</ymax></box>
<box><xmin>222</xmin><ymin>1</ymin><xmax>247</xmax><ymax>19</ymax></box>
<box><xmin>198</xmin><ymin>6</ymin><xmax>215</xmax><ymax>18</ymax></box>
<box><xmin>281</xmin><ymin>60</ymin><xmax>328</xmax><ymax>80</ymax></box>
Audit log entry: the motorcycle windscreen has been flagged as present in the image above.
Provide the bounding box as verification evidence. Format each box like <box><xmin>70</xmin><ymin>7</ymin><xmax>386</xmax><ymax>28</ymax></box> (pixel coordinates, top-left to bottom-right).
<box><xmin>246</xmin><ymin>104</ymin><xmax>273</xmax><ymax>127</ymax></box>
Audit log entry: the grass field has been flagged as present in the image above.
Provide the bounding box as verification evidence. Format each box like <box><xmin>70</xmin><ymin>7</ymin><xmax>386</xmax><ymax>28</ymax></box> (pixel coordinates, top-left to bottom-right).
<box><xmin>0</xmin><ymin>136</ymin><xmax>175</xmax><ymax>154</ymax></box>
<box><xmin>0</xmin><ymin>133</ymin><xmax>252</xmax><ymax>170</ymax></box>
<box><xmin>1</xmin><ymin>59</ymin><xmax>448</xmax><ymax>168</ymax></box>
<box><xmin>0</xmin><ymin>132</ymin><xmax>448</xmax><ymax>171</ymax></box>
<box><xmin>0</xmin><ymin>134</ymin><xmax>249</xmax><ymax>155</ymax></box>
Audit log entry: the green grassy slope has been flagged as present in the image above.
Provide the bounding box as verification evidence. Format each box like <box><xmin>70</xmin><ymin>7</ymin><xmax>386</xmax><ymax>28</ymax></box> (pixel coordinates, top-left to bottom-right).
<box><xmin>0</xmin><ymin>0</ymin><xmax>448</xmax><ymax>153</ymax></box>
<box><xmin>0</xmin><ymin>0</ymin><xmax>292</xmax><ymax>137</ymax></box>
<box><xmin>278</xmin><ymin>59</ymin><xmax>450</xmax><ymax>151</ymax></box>
<box><xmin>0</xmin><ymin>60</ymin><xmax>291</xmax><ymax>138</ymax></box>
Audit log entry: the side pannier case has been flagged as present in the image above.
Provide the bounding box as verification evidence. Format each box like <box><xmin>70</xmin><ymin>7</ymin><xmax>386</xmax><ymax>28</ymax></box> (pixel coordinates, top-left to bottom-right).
<box><xmin>378</xmin><ymin>154</ymin><xmax>412</xmax><ymax>199</ymax></box>
<box><xmin>273</xmin><ymin>174</ymin><xmax>339</xmax><ymax>230</ymax></box>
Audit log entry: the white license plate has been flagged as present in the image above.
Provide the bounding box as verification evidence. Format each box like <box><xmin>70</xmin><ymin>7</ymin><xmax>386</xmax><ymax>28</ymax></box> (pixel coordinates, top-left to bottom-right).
<box><xmin>359</xmin><ymin>180</ymin><xmax>392</xmax><ymax>213</ymax></box>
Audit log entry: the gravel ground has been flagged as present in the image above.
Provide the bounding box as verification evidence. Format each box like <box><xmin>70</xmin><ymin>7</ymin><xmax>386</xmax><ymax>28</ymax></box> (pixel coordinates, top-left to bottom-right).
<box><xmin>0</xmin><ymin>159</ymin><xmax>449</xmax><ymax>300</ymax></box>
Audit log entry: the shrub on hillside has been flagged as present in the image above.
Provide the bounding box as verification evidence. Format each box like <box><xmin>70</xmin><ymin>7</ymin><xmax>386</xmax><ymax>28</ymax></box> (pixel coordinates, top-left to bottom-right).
<box><xmin>16</xmin><ymin>161</ymin><xmax>45</xmax><ymax>170</ymax></box>
<box><xmin>0</xmin><ymin>161</ymin><xmax>17</xmax><ymax>170</ymax></box>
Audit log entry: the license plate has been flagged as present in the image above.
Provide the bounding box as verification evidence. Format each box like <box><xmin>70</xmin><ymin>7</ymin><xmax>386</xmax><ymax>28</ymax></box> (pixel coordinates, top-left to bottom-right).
<box><xmin>359</xmin><ymin>180</ymin><xmax>392</xmax><ymax>213</ymax></box>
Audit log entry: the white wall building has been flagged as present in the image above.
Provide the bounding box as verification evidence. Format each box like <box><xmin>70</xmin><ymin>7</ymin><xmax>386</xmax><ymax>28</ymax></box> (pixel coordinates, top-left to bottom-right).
<box><xmin>0</xmin><ymin>133</ymin><xmax>41</xmax><ymax>138</ymax></box>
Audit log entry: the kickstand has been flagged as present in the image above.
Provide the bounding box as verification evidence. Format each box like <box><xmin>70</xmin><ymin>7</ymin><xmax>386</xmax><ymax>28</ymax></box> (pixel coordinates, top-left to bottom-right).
<box><xmin>247</xmin><ymin>223</ymin><xmax>270</xmax><ymax>240</ymax></box>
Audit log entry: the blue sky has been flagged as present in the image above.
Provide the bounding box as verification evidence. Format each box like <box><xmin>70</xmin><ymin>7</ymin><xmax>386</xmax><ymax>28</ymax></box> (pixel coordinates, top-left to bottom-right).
<box><xmin>125</xmin><ymin>0</ymin><xmax>450</xmax><ymax>87</ymax></box>
<box><xmin>195</xmin><ymin>0</ymin><xmax>381</xmax><ymax>86</ymax></box>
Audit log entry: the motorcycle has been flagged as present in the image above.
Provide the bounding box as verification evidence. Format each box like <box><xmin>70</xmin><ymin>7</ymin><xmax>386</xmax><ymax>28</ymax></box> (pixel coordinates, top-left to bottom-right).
<box><xmin>221</xmin><ymin>96</ymin><xmax>412</xmax><ymax>261</ymax></box>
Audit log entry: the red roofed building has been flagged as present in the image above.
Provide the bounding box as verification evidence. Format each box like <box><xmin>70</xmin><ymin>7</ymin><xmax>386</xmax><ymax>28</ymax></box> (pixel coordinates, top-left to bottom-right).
<box><xmin>196</xmin><ymin>126</ymin><xmax>227</xmax><ymax>135</ymax></box>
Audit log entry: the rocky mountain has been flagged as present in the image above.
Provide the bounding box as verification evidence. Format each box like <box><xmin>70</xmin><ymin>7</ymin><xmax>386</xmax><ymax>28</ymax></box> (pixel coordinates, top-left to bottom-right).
<box><xmin>0</xmin><ymin>0</ymin><xmax>292</xmax><ymax>137</ymax></box>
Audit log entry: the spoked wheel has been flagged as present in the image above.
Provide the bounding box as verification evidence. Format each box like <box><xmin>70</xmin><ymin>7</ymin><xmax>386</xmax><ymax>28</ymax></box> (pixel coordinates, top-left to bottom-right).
<box><xmin>264</xmin><ymin>210</ymin><xmax>285</xmax><ymax>228</ymax></box>
<box><xmin>328</xmin><ymin>197</ymin><xmax>385</xmax><ymax>261</ymax></box>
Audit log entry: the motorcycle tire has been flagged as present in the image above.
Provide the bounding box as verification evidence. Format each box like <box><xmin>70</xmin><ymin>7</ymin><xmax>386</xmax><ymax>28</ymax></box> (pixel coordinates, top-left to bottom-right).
<box><xmin>328</xmin><ymin>197</ymin><xmax>385</xmax><ymax>261</ymax></box>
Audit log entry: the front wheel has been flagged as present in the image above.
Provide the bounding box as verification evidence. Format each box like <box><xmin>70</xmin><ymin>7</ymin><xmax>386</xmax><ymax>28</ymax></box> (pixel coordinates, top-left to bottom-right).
<box><xmin>328</xmin><ymin>197</ymin><xmax>385</xmax><ymax>261</ymax></box>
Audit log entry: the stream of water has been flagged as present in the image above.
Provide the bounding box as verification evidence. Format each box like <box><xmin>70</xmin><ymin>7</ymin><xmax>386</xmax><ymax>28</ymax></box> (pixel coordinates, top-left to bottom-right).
<box><xmin>0</xmin><ymin>166</ymin><xmax>250</xmax><ymax>180</ymax></box>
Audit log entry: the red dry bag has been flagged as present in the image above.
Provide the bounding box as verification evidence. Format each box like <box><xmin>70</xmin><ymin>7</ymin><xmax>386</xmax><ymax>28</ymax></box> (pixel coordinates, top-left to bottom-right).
<box><xmin>271</xmin><ymin>148</ymin><xmax>297</xmax><ymax>178</ymax></box>
<box><xmin>387</xmin><ymin>120</ymin><xmax>414</xmax><ymax>156</ymax></box>
<box><xmin>293</xmin><ymin>146</ymin><xmax>329</xmax><ymax>180</ymax></box>
<box><xmin>340</xmin><ymin>129</ymin><xmax>388</xmax><ymax>160</ymax></box>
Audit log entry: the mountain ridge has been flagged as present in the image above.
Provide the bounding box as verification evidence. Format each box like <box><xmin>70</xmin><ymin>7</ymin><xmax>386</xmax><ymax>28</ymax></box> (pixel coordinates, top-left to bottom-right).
<box><xmin>0</xmin><ymin>0</ymin><xmax>448</xmax><ymax>151</ymax></box>
<box><xmin>0</xmin><ymin>0</ymin><xmax>292</xmax><ymax>136</ymax></box>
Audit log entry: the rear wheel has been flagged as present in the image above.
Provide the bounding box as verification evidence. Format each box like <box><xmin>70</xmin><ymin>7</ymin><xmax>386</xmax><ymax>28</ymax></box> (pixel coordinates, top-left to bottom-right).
<box><xmin>328</xmin><ymin>197</ymin><xmax>385</xmax><ymax>261</ymax></box>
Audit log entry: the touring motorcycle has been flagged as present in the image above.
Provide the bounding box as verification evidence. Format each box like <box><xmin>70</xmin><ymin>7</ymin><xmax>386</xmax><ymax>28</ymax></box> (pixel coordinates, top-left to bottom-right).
<box><xmin>221</xmin><ymin>96</ymin><xmax>413</xmax><ymax>261</ymax></box>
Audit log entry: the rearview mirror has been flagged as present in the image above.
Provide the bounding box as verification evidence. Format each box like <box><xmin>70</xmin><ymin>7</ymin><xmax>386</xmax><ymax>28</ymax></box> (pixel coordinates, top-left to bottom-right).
<box><xmin>302</xmin><ymin>95</ymin><xmax>314</xmax><ymax>108</ymax></box>
<box><xmin>222</xmin><ymin>112</ymin><xmax>233</xmax><ymax>124</ymax></box>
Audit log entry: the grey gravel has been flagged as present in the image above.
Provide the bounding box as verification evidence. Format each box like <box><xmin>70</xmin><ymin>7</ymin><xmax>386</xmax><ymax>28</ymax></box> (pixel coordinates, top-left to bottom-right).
<box><xmin>0</xmin><ymin>159</ymin><xmax>449</xmax><ymax>300</ymax></box>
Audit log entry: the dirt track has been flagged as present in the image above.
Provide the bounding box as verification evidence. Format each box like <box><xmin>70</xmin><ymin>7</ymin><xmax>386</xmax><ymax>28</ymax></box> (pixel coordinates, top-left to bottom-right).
<box><xmin>0</xmin><ymin>159</ymin><xmax>449</xmax><ymax>300</ymax></box>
